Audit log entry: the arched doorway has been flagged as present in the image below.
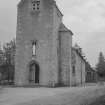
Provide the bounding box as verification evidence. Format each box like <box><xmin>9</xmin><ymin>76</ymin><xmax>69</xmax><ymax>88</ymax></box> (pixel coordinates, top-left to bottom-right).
<box><xmin>29</xmin><ymin>61</ymin><xmax>40</xmax><ymax>84</ymax></box>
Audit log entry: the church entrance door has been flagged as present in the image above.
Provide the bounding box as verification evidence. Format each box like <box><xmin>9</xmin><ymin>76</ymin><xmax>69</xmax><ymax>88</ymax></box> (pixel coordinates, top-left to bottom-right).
<box><xmin>29</xmin><ymin>62</ymin><xmax>40</xmax><ymax>84</ymax></box>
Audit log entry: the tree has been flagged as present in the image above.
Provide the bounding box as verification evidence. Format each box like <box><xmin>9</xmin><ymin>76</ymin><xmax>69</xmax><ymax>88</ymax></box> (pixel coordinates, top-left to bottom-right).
<box><xmin>96</xmin><ymin>52</ymin><xmax>105</xmax><ymax>78</ymax></box>
<box><xmin>1</xmin><ymin>39</ymin><xmax>16</xmax><ymax>83</ymax></box>
<box><xmin>0</xmin><ymin>47</ymin><xmax>4</xmax><ymax>65</ymax></box>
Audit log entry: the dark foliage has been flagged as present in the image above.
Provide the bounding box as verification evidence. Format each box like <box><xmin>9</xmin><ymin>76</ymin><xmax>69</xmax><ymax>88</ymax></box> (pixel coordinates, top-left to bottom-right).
<box><xmin>0</xmin><ymin>39</ymin><xmax>15</xmax><ymax>85</ymax></box>
<box><xmin>96</xmin><ymin>52</ymin><xmax>105</xmax><ymax>78</ymax></box>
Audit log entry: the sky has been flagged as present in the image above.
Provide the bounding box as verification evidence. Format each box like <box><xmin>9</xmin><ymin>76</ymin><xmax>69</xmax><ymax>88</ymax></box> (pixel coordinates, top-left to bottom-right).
<box><xmin>0</xmin><ymin>0</ymin><xmax>105</xmax><ymax>67</ymax></box>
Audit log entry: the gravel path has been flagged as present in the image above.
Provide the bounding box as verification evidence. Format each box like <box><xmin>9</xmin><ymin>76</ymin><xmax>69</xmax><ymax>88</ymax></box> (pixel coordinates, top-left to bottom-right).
<box><xmin>0</xmin><ymin>85</ymin><xmax>105</xmax><ymax>105</ymax></box>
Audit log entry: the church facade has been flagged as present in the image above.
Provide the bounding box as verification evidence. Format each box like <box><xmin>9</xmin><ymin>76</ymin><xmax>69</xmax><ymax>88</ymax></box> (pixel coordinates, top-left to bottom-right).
<box><xmin>15</xmin><ymin>0</ymin><xmax>85</xmax><ymax>87</ymax></box>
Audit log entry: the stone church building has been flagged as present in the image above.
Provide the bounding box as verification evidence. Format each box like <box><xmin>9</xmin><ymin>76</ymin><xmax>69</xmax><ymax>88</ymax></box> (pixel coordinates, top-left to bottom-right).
<box><xmin>15</xmin><ymin>0</ymin><xmax>85</xmax><ymax>87</ymax></box>
<box><xmin>72</xmin><ymin>46</ymin><xmax>86</xmax><ymax>86</ymax></box>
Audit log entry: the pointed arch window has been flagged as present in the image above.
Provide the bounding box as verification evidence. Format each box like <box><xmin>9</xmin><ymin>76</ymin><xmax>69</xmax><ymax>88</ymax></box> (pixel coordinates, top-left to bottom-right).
<box><xmin>32</xmin><ymin>40</ymin><xmax>37</xmax><ymax>56</ymax></box>
<box><xmin>32</xmin><ymin>0</ymin><xmax>40</xmax><ymax>11</ymax></box>
<box><xmin>72</xmin><ymin>66</ymin><xmax>76</xmax><ymax>76</ymax></box>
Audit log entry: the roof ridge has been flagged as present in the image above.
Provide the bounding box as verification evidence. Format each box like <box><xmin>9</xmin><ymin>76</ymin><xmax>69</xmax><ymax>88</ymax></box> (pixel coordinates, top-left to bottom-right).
<box><xmin>59</xmin><ymin>23</ymin><xmax>73</xmax><ymax>35</ymax></box>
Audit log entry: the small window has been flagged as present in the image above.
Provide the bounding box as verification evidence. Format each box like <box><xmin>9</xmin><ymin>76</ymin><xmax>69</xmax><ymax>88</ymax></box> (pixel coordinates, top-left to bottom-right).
<box><xmin>33</xmin><ymin>4</ymin><xmax>35</xmax><ymax>6</ymax></box>
<box><xmin>32</xmin><ymin>0</ymin><xmax>40</xmax><ymax>11</ymax></box>
<box><xmin>33</xmin><ymin>8</ymin><xmax>35</xmax><ymax>10</ymax></box>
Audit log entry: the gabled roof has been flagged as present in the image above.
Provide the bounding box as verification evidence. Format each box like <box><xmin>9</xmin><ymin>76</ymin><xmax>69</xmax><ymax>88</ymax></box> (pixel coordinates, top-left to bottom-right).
<box><xmin>59</xmin><ymin>23</ymin><xmax>73</xmax><ymax>35</ymax></box>
<box><xmin>72</xmin><ymin>47</ymin><xmax>86</xmax><ymax>63</ymax></box>
<box><xmin>54</xmin><ymin>1</ymin><xmax>63</xmax><ymax>17</ymax></box>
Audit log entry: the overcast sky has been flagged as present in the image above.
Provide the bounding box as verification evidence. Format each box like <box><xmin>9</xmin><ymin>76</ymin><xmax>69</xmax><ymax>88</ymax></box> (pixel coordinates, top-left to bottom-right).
<box><xmin>0</xmin><ymin>0</ymin><xmax>105</xmax><ymax>67</ymax></box>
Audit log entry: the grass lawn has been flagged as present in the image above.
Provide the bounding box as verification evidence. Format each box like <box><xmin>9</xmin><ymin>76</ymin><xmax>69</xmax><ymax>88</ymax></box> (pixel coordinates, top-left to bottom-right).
<box><xmin>0</xmin><ymin>85</ymin><xmax>105</xmax><ymax>105</ymax></box>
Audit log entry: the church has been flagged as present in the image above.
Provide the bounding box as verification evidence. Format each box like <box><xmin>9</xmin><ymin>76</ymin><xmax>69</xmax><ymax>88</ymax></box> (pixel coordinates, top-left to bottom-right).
<box><xmin>15</xmin><ymin>0</ymin><xmax>86</xmax><ymax>87</ymax></box>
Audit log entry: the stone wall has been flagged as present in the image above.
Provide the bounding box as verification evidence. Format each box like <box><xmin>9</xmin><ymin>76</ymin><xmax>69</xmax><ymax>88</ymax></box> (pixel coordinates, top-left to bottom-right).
<box><xmin>72</xmin><ymin>49</ymin><xmax>86</xmax><ymax>86</ymax></box>
<box><xmin>59</xmin><ymin>31</ymin><xmax>72</xmax><ymax>86</ymax></box>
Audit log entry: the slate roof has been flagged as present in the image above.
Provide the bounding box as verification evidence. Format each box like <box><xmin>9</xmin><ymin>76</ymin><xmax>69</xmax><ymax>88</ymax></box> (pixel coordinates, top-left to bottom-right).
<box><xmin>59</xmin><ymin>23</ymin><xmax>73</xmax><ymax>35</ymax></box>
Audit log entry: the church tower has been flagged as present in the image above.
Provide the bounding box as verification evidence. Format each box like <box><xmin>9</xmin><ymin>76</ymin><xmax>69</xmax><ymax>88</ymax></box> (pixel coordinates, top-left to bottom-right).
<box><xmin>15</xmin><ymin>0</ymin><xmax>62</xmax><ymax>86</ymax></box>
